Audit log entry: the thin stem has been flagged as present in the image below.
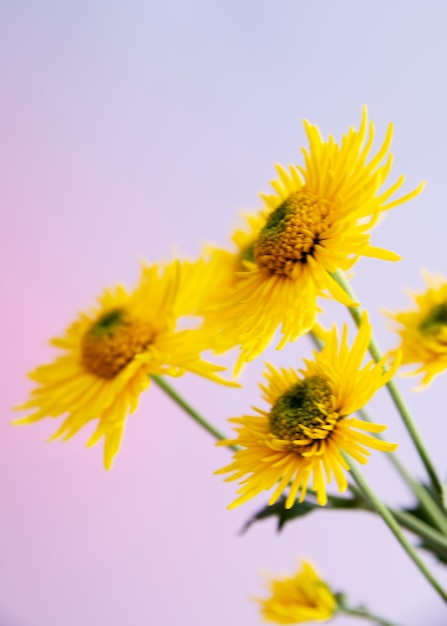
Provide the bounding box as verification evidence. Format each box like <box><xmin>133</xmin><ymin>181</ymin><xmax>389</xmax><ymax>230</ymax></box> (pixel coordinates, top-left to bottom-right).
<box><xmin>342</xmin><ymin>607</ymin><xmax>404</xmax><ymax>626</ymax></box>
<box><xmin>309</xmin><ymin>331</ymin><xmax>447</xmax><ymax>534</ymax></box>
<box><xmin>150</xmin><ymin>375</ymin><xmax>238</xmax><ymax>453</ymax></box>
<box><xmin>308</xmin><ymin>329</ymin><xmax>324</xmax><ymax>352</ymax></box>
<box><xmin>391</xmin><ymin>510</ymin><xmax>447</xmax><ymax>560</ymax></box>
<box><xmin>347</xmin><ymin>483</ymin><xmax>447</xmax><ymax>561</ymax></box>
<box><xmin>330</xmin><ymin>269</ymin><xmax>445</xmax><ymax>509</ymax></box>
<box><xmin>345</xmin><ymin>454</ymin><xmax>447</xmax><ymax>603</ymax></box>
<box><xmin>357</xmin><ymin>408</ymin><xmax>447</xmax><ymax>535</ymax></box>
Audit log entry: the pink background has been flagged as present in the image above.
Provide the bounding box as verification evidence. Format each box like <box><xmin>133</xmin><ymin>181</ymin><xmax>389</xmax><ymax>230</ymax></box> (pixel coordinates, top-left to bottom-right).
<box><xmin>2</xmin><ymin>2</ymin><xmax>447</xmax><ymax>624</ymax></box>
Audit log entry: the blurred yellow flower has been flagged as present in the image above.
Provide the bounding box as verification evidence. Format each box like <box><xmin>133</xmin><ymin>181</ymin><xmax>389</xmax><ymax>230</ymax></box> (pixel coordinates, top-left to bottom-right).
<box><xmin>216</xmin><ymin>107</ymin><xmax>423</xmax><ymax>370</ymax></box>
<box><xmin>198</xmin><ymin>211</ymin><xmax>268</xmax><ymax>354</ymax></box>
<box><xmin>387</xmin><ymin>270</ymin><xmax>447</xmax><ymax>389</ymax></box>
<box><xmin>255</xmin><ymin>561</ymin><xmax>337</xmax><ymax>624</ymax></box>
<box><xmin>216</xmin><ymin>313</ymin><xmax>398</xmax><ymax>508</ymax></box>
<box><xmin>15</xmin><ymin>260</ymin><xmax>232</xmax><ymax>469</ymax></box>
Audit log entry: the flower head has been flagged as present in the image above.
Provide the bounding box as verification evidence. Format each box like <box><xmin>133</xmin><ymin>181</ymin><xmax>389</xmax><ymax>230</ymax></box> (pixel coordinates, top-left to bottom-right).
<box><xmin>15</xmin><ymin>260</ymin><xmax>232</xmax><ymax>468</ymax></box>
<box><xmin>387</xmin><ymin>270</ymin><xmax>447</xmax><ymax>388</ymax></box>
<box><xmin>217</xmin><ymin>107</ymin><xmax>423</xmax><ymax>368</ymax></box>
<box><xmin>197</xmin><ymin>211</ymin><xmax>269</xmax><ymax>354</ymax></box>
<box><xmin>216</xmin><ymin>313</ymin><xmax>398</xmax><ymax>508</ymax></box>
<box><xmin>255</xmin><ymin>561</ymin><xmax>337</xmax><ymax>624</ymax></box>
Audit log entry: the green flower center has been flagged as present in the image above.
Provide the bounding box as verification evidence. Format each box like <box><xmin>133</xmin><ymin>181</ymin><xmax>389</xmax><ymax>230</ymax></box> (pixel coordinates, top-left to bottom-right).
<box><xmin>81</xmin><ymin>308</ymin><xmax>154</xmax><ymax>379</ymax></box>
<box><xmin>269</xmin><ymin>376</ymin><xmax>337</xmax><ymax>442</ymax></box>
<box><xmin>419</xmin><ymin>302</ymin><xmax>447</xmax><ymax>334</ymax></box>
<box><xmin>88</xmin><ymin>309</ymin><xmax>125</xmax><ymax>336</ymax></box>
<box><xmin>237</xmin><ymin>242</ymin><xmax>255</xmax><ymax>270</ymax></box>
<box><xmin>254</xmin><ymin>191</ymin><xmax>334</xmax><ymax>278</ymax></box>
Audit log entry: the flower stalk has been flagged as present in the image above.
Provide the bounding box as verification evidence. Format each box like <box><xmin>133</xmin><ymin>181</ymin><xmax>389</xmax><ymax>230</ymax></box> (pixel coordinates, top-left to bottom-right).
<box><xmin>150</xmin><ymin>375</ymin><xmax>238</xmax><ymax>453</ymax></box>
<box><xmin>344</xmin><ymin>454</ymin><xmax>447</xmax><ymax>603</ymax></box>
<box><xmin>341</xmin><ymin>606</ymin><xmax>404</xmax><ymax>626</ymax></box>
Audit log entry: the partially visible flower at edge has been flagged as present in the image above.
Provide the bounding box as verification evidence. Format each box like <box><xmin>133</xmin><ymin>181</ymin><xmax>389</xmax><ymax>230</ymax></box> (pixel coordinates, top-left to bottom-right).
<box><xmin>385</xmin><ymin>269</ymin><xmax>447</xmax><ymax>389</ymax></box>
<box><xmin>14</xmin><ymin>259</ymin><xmax>235</xmax><ymax>469</ymax></box>
<box><xmin>212</xmin><ymin>106</ymin><xmax>423</xmax><ymax>371</ymax></box>
<box><xmin>254</xmin><ymin>560</ymin><xmax>337</xmax><ymax>624</ymax></box>
<box><xmin>216</xmin><ymin>312</ymin><xmax>398</xmax><ymax>508</ymax></box>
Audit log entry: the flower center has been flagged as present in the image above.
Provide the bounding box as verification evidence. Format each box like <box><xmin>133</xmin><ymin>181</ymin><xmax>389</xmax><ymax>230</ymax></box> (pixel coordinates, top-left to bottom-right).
<box><xmin>419</xmin><ymin>302</ymin><xmax>447</xmax><ymax>335</ymax></box>
<box><xmin>254</xmin><ymin>191</ymin><xmax>334</xmax><ymax>278</ymax></box>
<box><xmin>81</xmin><ymin>308</ymin><xmax>154</xmax><ymax>379</ymax></box>
<box><xmin>237</xmin><ymin>242</ymin><xmax>255</xmax><ymax>270</ymax></box>
<box><xmin>269</xmin><ymin>376</ymin><xmax>337</xmax><ymax>443</ymax></box>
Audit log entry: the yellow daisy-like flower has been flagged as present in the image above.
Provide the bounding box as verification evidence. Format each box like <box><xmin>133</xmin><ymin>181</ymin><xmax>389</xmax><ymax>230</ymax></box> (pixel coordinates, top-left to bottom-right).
<box><xmin>15</xmin><ymin>260</ymin><xmax>232</xmax><ymax>469</ymax></box>
<box><xmin>255</xmin><ymin>561</ymin><xmax>337</xmax><ymax>624</ymax></box>
<box><xmin>218</xmin><ymin>107</ymin><xmax>423</xmax><ymax>368</ymax></box>
<box><xmin>216</xmin><ymin>313</ymin><xmax>398</xmax><ymax>508</ymax></box>
<box><xmin>198</xmin><ymin>211</ymin><xmax>269</xmax><ymax>353</ymax></box>
<box><xmin>387</xmin><ymin>270</ymin><xmax>447</xmax><ymax>389</ymax></box>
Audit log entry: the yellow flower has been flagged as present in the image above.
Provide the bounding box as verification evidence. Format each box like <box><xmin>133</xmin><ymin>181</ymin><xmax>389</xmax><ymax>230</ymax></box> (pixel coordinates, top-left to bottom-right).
<box><xmin>198</xmin><ymin>211</ymin><xmax>269</xmax><ymax>353</ymax></box>
<box><xmin>387</xmin><ymin>270</ymin><xmax>447</xmax><ymax>388</ymax></box>
<box><xmin>216</xmin><ymin>313</ymin><xmax>398</xmax><ymax>508</ymax></box>
<box><xmin>255</xmin><ymin>561</ymin><xmax>337</xmax><ymax>624</ymax></box>
<box><xmin>216</xmin><ymin>107</ymin><xmax>423</xmax><ymax>369</ymax></box>
<box><xmin>15</xmin><ymin>260</ymin><xmax>232</xmax><ymax>469</ymax></box>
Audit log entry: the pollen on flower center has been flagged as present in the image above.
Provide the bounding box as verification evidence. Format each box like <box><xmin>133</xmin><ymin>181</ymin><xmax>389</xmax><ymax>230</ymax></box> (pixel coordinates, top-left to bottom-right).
<box><xmin>419</xmin><ymin>302</ymin><xmax>447</xmax><ymax>335</ymax></box>
<box><xmin>269</xmin><ymin>376</ymin><xmax>337</xmax><ymax>443</ymax></box>
<box><xmin>81</xmin><ymin>308</ymin><xmax>154</xmax><ymax>379</ymax></box>
<box><xmin>254</xmin><ymin>191</ymin><xmax>334</xmax><ymax>278</ymax></box>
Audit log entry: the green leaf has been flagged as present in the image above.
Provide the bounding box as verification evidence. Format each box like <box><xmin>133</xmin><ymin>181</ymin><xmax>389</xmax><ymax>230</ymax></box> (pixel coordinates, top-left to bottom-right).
<box><xmin>403</xmin><ymin>482</ymin><xmax>447</xmax><ymax>564</ymax></box>
<box><xmin>240</xmin><ymin>493</ymin><xmax>363</xmax><ymax>534</ymax></box>
<box><xmin>404</xmin><ymin>482</ymin><xmax>440</xmax><ymax>526</ymax></box>
<box><xmin>417</xmin><ymin>539</ymin><xmax>447</xmax><ymax>566</ymax></box>
<box><xmin>240</xmin><ymin>498</ymin><xmax>318</xmax><ymax>534</ymax></box>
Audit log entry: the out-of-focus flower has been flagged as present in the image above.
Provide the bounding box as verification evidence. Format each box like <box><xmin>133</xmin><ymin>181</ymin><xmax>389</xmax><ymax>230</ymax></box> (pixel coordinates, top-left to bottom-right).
<box><xmin>255</xmin><ymin>561</ymin><xmax>337</xmax><ymax>624</ymax></box>
<box><xmin>214</xmin><ymin>107</ymin><xmax>423</xmax><ymax>370</ymax></box>
<box><xmin>216</xmin><ymin>313</ymin><xmax>398</xmax><ymax>508</ymax></box>
<box><xmin>387</xmin><ymin>270</ymin><xmax>447</xmax><ymax>389</ymax></box>
<box><xmin>15</xmin><ymin>260</ymin><xmax>233</xmax><ymax>468</ymax></box>
<box><xmin>197</xmin><ymin>211</ymin><xmax>269</xmax><ymax>354</ymax></box>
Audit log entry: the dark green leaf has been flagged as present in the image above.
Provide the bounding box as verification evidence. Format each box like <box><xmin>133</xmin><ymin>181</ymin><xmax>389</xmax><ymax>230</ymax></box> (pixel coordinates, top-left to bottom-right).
<box><xmin>240</xmin><ymin>498</ymin><xmax>317</xmax><ymax>534</ymax></box>
<box><xmin>240</xmin><ymin>494</ymin><xmax>363</xmax><ymax>534</ymax></box>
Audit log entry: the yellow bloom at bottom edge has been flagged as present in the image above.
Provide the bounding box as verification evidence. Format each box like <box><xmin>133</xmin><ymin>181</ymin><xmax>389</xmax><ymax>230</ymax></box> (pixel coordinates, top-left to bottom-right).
<box><xmin>255</xmin><ymin>561</ymin><xmax>337</xmax><ymax>624</ymax></box>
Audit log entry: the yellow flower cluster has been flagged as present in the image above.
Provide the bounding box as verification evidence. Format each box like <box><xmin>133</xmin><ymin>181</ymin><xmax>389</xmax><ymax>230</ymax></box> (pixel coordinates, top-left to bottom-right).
<box><xmin>16</xmin><ymin>106</ymin><xmax>427</xmax><ymax>486</ymax></box>
<box><xmin>17</xmin><ymin>106</ymin><xmax>444</xmax><ymax>624</ymax></box>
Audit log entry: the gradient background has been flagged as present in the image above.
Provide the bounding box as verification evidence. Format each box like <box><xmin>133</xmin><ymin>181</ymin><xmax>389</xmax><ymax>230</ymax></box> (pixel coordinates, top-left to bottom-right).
<box><xmin>2</xmin><ymin>2</ymin><xmax>447</xmax><ymax>624</ymax></box>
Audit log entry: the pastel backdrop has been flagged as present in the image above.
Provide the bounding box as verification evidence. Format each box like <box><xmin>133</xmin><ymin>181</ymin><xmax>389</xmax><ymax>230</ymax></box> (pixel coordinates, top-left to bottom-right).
<box><xmin>1</xmin><ymin>2</ymin><xmax>447</xmax><ymax>625</ymax></box>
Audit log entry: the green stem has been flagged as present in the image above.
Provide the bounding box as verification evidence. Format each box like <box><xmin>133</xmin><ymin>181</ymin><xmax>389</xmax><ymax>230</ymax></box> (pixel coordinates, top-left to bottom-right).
<box><xmin>391</xmin><ymin>510</ymin><xmax>447</xmax><ymax>560</ymax></box>
<box><xmin>358</xmin><ymin>407</ymin><xmax>447</xmax><ymax>535</ymax></box>
<box><xmin>150</xmin><ymin>375</ymin><xmax>238</xmax><ymax>453</ymax></box>
<box><xmin>330</xmin><ymin>269</ymin><xmax>445</xmax><ymax>509</ymax></box>
<box><xmin>344</xmin><ymin>454</ymin><xmax>447</xmax><ymax>603</ymax></box>
<box><xmin>342</xmin><ymin>606</ymin><xmax>404</xmax><ymax>626</ymax></box>
<box><xmin>347</xmin><ymin>483</ymin><xmax>447</xmax><ymax>561</ymax></box>
<box><xmin>309</xmin><ymin>331</ymin><xmax>447</xmax><ymax>534</ymax></box>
